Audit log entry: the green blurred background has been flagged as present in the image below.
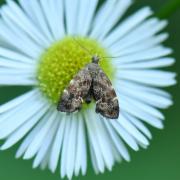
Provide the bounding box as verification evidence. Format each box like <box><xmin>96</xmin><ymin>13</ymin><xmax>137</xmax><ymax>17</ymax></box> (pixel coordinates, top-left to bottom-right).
<box><xmin>0</xmin><ymin>0</ymin><xmax>179</xmax><ymax>180</ymax></box>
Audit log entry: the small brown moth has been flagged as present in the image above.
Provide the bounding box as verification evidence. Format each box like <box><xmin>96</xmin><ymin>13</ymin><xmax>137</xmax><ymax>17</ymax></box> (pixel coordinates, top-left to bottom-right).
<box><xmin>57</xmin><ymin>55</ymin><xmax>119</xmax><ymax>119</ymax></box>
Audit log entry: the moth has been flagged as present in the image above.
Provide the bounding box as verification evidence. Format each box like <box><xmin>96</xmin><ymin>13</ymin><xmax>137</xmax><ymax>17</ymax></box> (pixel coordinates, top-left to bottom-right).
<box><xmin>57</xmin><ymin>55</ymin><xmax>119</xmax><ymax>119</ymax></box>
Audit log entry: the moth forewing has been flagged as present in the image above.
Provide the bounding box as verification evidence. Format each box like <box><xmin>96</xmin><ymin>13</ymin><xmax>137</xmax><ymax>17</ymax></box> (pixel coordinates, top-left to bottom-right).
<box><xmin>92</xmin><ymin>67</ymin><xmax>119</xmax><ymax>119</ymax></box>
<box><xmin>57</xmin><ymin>56</ymin><xmax>119</xmax><ymax>119</ymax></box>
<box><xmin>57</xmin><ymin>66</ymin><xmax>92</xmax><ymax>112</ymax></box>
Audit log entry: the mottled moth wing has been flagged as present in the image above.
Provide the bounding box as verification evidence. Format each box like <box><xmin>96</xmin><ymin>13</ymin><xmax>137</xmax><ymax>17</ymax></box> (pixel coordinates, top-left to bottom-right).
<box><xmin>57</xmin><ymin>66</ymin><xmax>92</xmax><ymax>112</ymax></box>
<box><xmin>93</xmin><ymin>68</ymin><xmax>119</xmax><ymax>119</ymax></box>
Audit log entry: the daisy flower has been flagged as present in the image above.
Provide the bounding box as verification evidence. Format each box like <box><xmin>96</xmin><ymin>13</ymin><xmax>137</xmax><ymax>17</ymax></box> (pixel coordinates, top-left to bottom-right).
<box><xmin>0</xmin><ymin>0</ymin><xmax>176</xmax><ymax>179</ymax></box>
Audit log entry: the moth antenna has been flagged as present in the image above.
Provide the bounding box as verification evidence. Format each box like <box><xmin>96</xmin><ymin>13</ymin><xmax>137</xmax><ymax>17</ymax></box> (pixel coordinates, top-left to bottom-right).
<box><xmin>101</xmin><ymin>56</ymin><xmax>122</xmax><ymax>60</ymax></box>
<box><xmin>72</xmin><ymin>37</ymin><xmax>93</xmax><ymax>57</ymax></box>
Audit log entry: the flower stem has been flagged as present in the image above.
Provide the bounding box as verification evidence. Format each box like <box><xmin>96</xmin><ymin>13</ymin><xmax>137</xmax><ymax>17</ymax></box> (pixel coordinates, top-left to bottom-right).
<box><xmin>157</xmin><ymin>0</ymin><xmax>180</xmax><ymax>19</ymax></box>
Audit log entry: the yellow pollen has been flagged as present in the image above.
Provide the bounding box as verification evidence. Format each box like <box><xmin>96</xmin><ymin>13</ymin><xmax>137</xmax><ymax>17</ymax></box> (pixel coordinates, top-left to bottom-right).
<box><xmin>37</xmin><ymin>36</ymin><xmax>115</xmax><ymax>104</ymax></box>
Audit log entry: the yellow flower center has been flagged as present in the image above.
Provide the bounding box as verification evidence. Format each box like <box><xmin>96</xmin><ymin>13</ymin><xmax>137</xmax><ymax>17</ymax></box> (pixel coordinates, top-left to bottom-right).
<box><xmin>37</xmin><ymin>36</ymin><xmax>115</xmax><ymax>105</ymax></box>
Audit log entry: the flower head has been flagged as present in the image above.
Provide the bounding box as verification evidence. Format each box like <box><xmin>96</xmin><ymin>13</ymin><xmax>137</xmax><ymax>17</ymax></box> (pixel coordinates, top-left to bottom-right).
<box><xmin>0</xmin><ymin>0</ymin><xmax>176</xmax><ymax>179</ymax></box>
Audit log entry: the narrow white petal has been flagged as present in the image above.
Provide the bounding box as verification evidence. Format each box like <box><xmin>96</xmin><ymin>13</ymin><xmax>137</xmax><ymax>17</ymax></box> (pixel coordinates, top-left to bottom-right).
<box><xmin>1</xmin><ymin>105</ymin><xmax>49</xmax><ymax>150</ymax></box>
<box><xmin>116</xmin><ymin>80</ymin><xmax>173</xmax><ymax>109</ymax></box>
<box><xmin>91</xmin><ymin>0</ymin><xmax>132</xmax><ymax>40</ymax></box>
<box><xmin>85</xmin><ymin>109</ymin><xmax>105</xmax><ymax>173</ymax></box>
<box><xmin>119</xmin><ymin>95</ymin><xmax>164</xmax><ymax>129</ymax></box>
<box><xmin>60</xmin><ymin>115</ymin><xmax>72</xmax><ymax>178</ymax></box>
<box><xmin>103</xmin><ymin>7</ymin><xmax>153</xmax><ymax>47</ymax></box>
<box><xmin>90</xmin><ymin>114</ymin><xmax>115</xmax><ymax>171</ymax></box>
<box><xmin>110</xmin><ymin>120</ymin><xmax>139</xmax><ymax>151</ymax></box>
<box><xmin>64</xmin><ymin>0</ymin><xmax>79</xmax><ymax>35</ymax></box>
<box><xmin>77</xmin><ymin>0</ymin><xmax>98</xmax><ymax>36</ymax></box>
<box><xmin>0</xmin><ymin>67</ymin><xmax>34</xmax><ymax>76</ymax></box>
<box><xmin>39</xmin><ymin>0</ymin><xmax>64</xmax><ymax>40</ymax></box>
<box><xmin>48</xmin><ymin>0</ymin><xmax>65</xmax><ymax>39</ymax></box>
<box><xmin>125</xmin><ymin>113</ymin><xmax>152</xmax><ymax>139</ymax></box>
<box><xmin>74</xmin><ymin>114</ymin><xmax>87</xmax><ymax>176</ymax></box>
<box><xmin>0</xmin><ymin>47</ymin><xmax>34</xmax><ymax>63</ymax></box>
<box><xmin>109</xmin><ymin>18</ymin><xmax>167</xmax><ymax>52</ymax></box>
<box><xmin>0</xmin><ymin>20</ymin><xmax>41</xmax><ymax>58</ymax></box>
<box><xmin>89</xmin><ymin>143</ymin><xmax>99</xmax><ymax>174</ymax></box>
<box><xmin>114</xmin><ymin>46</ymin><xmax>172</xmax><ymax>64</ymax></box>
<box><xmin>119</xmin><ymin>93</ymin><xmax>164</xmax><ymax>120</ymax></box>
<box><xmin>0</xmin><ymin>93</ymin><xmax>45</xmax><ymax>139</ymax></box>
<box><xmin>23</xmin><ymin>110</ymin><xmax>57</xmax><ymax>159</ymax></box>
<box><xmin>117</xmin><ymin>80</ymin><xmax>171</xmax><ymax>98</ymax></box>
<box><xmin>3</xmin><ymin>1</ymin><xmax>50</xmax><ymax>47</ymax></box>
<box><xmin>15</xmin><ymin>109</ymin><xmax>53</xmax><ymax>158</ymax></box>
<box><xmin>0</xmin><ymin>89</ymin><xmax>37</xmax><ymax>114</ymax></box>
<box><xmin>116</xmin><ymin>69</ymin><xmax>176</xmax><ymax>87</ymax></box>
<box><xmin>40</xmin><ymin>149</ymin><xmax>50</xmax><ymax>170</ymax></box>
<box><xmin>1</xmin><ymin>13</ymin><xmax>43</xmax><ymax>56</ymax></box>
<box><xmin>117</xmin><ymin>58</ymin><xmax>175</xmax><ymax>69</ymax></box>
<box><xmin>0</xmin><ymin>58</ymin><xmax>33</xmax><ymax>69</ymax></box>
<box><xmin>33</xmin><ymin>116</ymin><xmax>59</xmax><ymax>168</ymax></box>
<box><xmin>66</xmin><ymin>114</ymin><xmax>78</xmax><ymax>179</ymax></box>
<box><xmin>103</xmin><ymin>120</ymin><xmax>130</xmax><ymax>161</ymax></box>
<box><xmin>49</xmin><ymin>115</ymin><xmax>66</xmax><ymax>173</ymax></box>
<box><xmin>0</xmin><ymin>76</ymin><xmax>36</xmax><ymax>86</ymax></box>
<box><xmin>119</xmin><ymin>114</ymin><xmax>149</xmax><ymax>146</ymax></box>
<box><xmin>19</xmin><ymin>0</ymin><xmax>54</xmax><ymax>43</ymax></box>
<box><xmin>112</xmin><ymin>33</ymin><xmax>169</xmax><ymax>56</ymax></box>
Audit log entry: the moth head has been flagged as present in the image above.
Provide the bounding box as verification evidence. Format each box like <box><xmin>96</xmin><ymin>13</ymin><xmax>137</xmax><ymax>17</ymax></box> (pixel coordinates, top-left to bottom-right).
<box><xmin>92</xmin><ymin>55</ymin><xmax>100</xmax><ymax>64</ymax></box>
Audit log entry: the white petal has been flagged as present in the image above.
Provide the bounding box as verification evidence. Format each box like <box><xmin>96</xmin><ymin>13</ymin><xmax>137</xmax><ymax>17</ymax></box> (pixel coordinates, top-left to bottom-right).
<box><xmin>40</xmin><ymin>149</ymin><xmax>50</xmax><ymax>170</ymax></box>
<box><xmin>116</xmin><ymin>69</ymin><xmax>176</xmax><ymax>87</ymax></box>
<box><xmin>112</xmin><ymin>33</ymin><xmax>169</xmax><ymax>56</ymax></box>
<box><xmin>109</xmin><ymin>18</ymin><xmax>167</xmax><ymax>52</ymax></box>
<box><xmin>33</xmin><ymin>116</ymin><xmax>59</xmax><ymax>168</ymax></box>
<box><xmin>0</xmin><ymin>76</ymin><xmax>36</xmax><ymax>86</ymax></box>
<box><xmin>64</xmin><ymin>0</ymin><xmax>79</xmax><ymax>35</ymax></box>
<box><xmin>49</xmin><ymin>115</ymin><xmax>66</xmax><ymax>173</ymax></box>
<box><xmin>119</xmin><ymin>114</ymin><xmax>149</xmax><ymax>146</ymax></box>
<box><xmin>15</xmin><ymin>109</ymin><xmax>53</xmax><ymax>158</ymax></box>
<box><xmin>0</xmin><ymin>89</ymin><xmax>37</xmax><ymax>114</ymax></box>
<box><xmin>114</xmin><ymin>46</ymin><xmax>172</xmax><ymax>64</ymax></box>
<box><xmin>90</xmin><ymin>0</ymin><xmax>132</xmax><ymax>39</ymax></box>
<box><xmin>60</xmin><ymin>115</ymin><xmax>72</xmax><ymax>178</ymax></box>
<box><xmin>119</xmin><ymin>95</ymin><xmax>164</xmax><ymax>129</ymax></box>
<box><xmin>77</xmin><ymin>0</ymin><xmax>98</xmax><ymax>36</ymax></box>
<box><xmin>89</xmin><ymin>113</ymin><xmax>115</xmax><ymax>171</ymax></box>
<box><xmin>103</xmin><ymin>120</ymin><xmax>130</xmax><ymax>161</ymax></box>
<box><xmin>124</xmin><ymin>113</ymin><xmax>152</xmax><ymax>139</ymax></box>
<box><xmin>110</xmin><ymin>120</ymin><xmax>139</xmax><ymax>151</ymax></box>
<box><xmin>0</xmin><ymin>47</ymin><xmax>34</xmax><ymax>63</ymax></box>
<box><xmin>66</xmin><ymin>114</ymin><xmax>78</xmax><ymax>179</ymax></box>
<box><xmin>3</xmin><ymin>1</ymin><xmax>50</xmax><ymax>47</ymax></box>
<box><xmin>117</xmin><ymin>58</ymin><xmax>175</xmax><ymax>69</ymax></box>
<box><xmin>39</xmin><ymin>0</ymin><xmax>65</xmax><ymax>40</ymax></box>
<box><xmin>1</xmin><ymin>105</ymin><xmax>49</xmax><ymax>150</ymax></box>
<box><xmin>0</xmin><ymin>67</ymin><xmax>34</xmax><ymax>76</ymax></box>
<box><xmin>0</xmin><ymin>92</ymin><xmax>45</xmax><ymax>139</ymax></box>
<box><xmin>0</xmin><ymin>20</ymin><xmax>41</xmax><ymax>58</ymax></box>
<box><xmin>116</xmin><ymin>80</ymin><xmax>173</xmax><ymax>109</ymax></box>
<box><xmin>19</xmin><ymin>0</ymin><xmax>54</xmax><ymax>43</ymax></box>
<box><xmin>119</xmin><ymin>93</ymin><xmax>164</xmax><ymax>119</ymax></box>
<box><xmin>85</xmin><ymin>109</ymin><xmax>105</xmax><ymax>173</ymax></box>
<box><xmin>0</xmin><ymin>58</ymin><xmax>33</xmax><ymax>69</ymax></box>
<box><xmin>74</xmin><ymin>114</ymin><xmax>87</xmax><ymax>176</ymax></box>
<box><xmin>23</xmin><ymin>109</ymin><xmax>57</xmax><ymax>159</ymax></box>
<box><xmin>103</xmin><ymin>7</ymin><xmax>153</xmax><ymax>47</ymax></box>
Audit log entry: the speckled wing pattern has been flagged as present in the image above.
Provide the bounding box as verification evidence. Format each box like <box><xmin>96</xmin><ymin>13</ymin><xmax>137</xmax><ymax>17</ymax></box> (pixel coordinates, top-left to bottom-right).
<box><xmin>92</xmin><ymin>68</ymin><xmax>119</xmax><ymax>119</ymax></box>
<box><xmin>57</xmin><ymin>65</ymin><xmax>92</xmax><ymax>112</ymax></box>
<box><xmin>58</xmin><ymin>63</ymin><xmax>119</xmax><ymax>119</ymax></box>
